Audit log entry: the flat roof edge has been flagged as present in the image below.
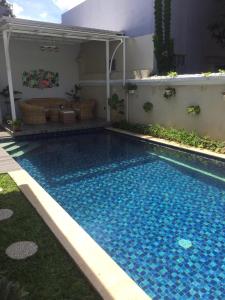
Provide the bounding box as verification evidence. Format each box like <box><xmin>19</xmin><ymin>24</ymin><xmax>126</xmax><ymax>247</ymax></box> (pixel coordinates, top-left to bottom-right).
<box><xmin>0</xmin><ymin>17</ymin><xmax>128</xmax><ymax>39</ymax></box>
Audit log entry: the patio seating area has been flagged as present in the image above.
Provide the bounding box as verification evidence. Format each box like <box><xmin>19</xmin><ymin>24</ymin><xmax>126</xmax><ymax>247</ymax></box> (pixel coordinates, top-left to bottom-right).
<box><xmin>0</xmin><ymin>17</ymin><xmax>127</xmax><ymax>138</ymax></box>
<box><xmin>19</xmin><ymin>98</ymin><xmax>97</xmax><ymax>125</ymax></box>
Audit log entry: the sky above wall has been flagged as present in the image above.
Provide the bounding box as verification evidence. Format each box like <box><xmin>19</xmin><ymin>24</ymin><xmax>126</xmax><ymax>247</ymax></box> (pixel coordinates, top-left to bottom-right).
<box><xmin>9</xmin><ymin>0</ymin><xmax>86</xmax><ymax>23</ymax></box>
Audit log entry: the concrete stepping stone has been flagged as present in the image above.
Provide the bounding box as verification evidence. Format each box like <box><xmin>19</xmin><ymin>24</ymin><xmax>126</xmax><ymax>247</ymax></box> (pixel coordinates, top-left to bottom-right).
<box><xmin>0</xmin><ymin>209</ymin><xmax>13</xmax><ymax>221</ymax></box>
<box><xmin>6</xmin><ymin>241</ymin><xmax>38</xmax><ymax>260</ymax></box>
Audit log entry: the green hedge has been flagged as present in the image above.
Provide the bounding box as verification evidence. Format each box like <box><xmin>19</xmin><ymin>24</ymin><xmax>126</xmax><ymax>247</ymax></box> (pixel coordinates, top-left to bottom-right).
<box><xmin>113</xmin><ymin>121</ymin><xmax>225</xmax><ymax>154</ymax></box>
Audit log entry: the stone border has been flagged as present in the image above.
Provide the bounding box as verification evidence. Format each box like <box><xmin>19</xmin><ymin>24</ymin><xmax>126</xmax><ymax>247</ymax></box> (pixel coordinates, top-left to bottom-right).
<box><xmin>9</xmin><ymin>169</ymin><xmax>150</xmax><ymax>300</ymax></box>
<box><xmin>106</xmin><ymin>127</ymin><xmax>225</xmax><ymax>161</ymax></box>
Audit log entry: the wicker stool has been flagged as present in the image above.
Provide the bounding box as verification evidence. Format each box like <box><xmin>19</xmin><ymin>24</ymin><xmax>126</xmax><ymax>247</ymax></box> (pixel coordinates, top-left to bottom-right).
<box><xmin>49</xmin><ymin>109</ymin><xmax>60</xmax><ymax>122</ymax></box>
<box><xmin>59</xmin><ymin>110</ymin><xmax>75</xmax><ymax>124</ymax></box>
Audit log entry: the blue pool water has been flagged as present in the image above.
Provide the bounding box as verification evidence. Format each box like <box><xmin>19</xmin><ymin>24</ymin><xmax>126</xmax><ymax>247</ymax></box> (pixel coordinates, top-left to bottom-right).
<box><xmin>16</xmin><ymin>131</ymin><xmax>225</xmax><ymax>299</ymax></box>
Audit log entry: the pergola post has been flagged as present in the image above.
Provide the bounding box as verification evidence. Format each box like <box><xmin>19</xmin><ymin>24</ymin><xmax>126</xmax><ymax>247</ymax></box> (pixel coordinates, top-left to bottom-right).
<box><xmin>3</xmin><ymin>30</ymin><xmax>16</xmax><ymax>121</ymax></box>
<box><xmin>122</xmin><ymin>39</ymin><xmax>128</xmax><ymax>121</ymax></box>
<box><xmin>122</xmin><ymin>38</ymin><xmax>126</xmax><ymax>87</ymax></box>
<box><xmin>106</xmin><ymin>40</ymin><xmax>110</xmax><ymax>122</ymax></box>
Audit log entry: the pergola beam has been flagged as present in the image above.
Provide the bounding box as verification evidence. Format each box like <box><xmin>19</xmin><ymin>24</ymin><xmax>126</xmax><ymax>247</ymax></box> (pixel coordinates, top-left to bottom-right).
<box><xmin>3</xmin><ymin>30</ymin><xmax>16</xmax><ymax>121</ymax></box>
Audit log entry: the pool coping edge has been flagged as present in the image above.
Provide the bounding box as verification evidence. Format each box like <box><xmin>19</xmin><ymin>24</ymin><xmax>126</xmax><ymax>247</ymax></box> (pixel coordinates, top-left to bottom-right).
<box><xmin>8</xmin><ymin>169</ymin><xmax>151</xmax><ymax>300</ymax></box>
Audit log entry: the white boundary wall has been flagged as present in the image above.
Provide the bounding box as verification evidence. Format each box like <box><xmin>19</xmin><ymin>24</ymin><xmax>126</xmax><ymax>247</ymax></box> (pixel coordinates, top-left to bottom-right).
<box><xmin>80</xmin><ymin>74</ymin><xmax>225</xmax><ymax>140</ymax></box>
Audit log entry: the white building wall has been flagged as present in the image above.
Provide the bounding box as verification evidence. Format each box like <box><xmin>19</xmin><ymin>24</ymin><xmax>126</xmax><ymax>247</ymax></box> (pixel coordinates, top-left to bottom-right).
<box><xmin>78</xmin><ymin>34</ymin><xmax>155</xmax><ymax>81</ymax></box>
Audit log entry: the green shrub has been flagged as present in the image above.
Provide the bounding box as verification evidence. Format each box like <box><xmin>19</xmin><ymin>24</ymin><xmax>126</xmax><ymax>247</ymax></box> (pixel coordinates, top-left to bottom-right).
<box><xmin>167</xmin><ymin>71</ymin><xmax>178</xmax><ymax>78</ymax></box>
<box><xmin>186</xmin><ymin>105</ymin><xmax>201</xmax><ymax>115</ymax></box>
<box><xmin>113</xmin><ymin>121</ymin><xmax>225</xmax><ymax>154</ymax></box>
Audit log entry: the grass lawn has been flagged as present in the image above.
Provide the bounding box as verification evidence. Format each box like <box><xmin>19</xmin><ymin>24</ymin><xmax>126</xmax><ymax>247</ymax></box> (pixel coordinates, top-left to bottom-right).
<box><xmin>0</xmin><ymin>174</ymin><xmax>102</xmax><ymax>300</ymax></box>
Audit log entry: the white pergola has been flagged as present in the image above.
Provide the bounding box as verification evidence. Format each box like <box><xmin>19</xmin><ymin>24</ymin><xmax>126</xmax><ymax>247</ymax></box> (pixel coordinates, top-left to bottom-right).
<box><xmin>0</xmin><ymin>17</ymin><xmax>128</xmax><ymax>122</ymax></box>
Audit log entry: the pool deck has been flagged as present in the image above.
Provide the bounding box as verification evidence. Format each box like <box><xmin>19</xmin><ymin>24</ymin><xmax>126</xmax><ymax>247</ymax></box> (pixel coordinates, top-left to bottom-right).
<box><xmin>0</xmin><ymin>147</ymin><xmax>21</xmax><ymax>173</ymax></box>
<box><xmin>2</xmin><ymin>119</ymin><xmax>109</xmax><ymax>137</ymax></box>
<box><xmin>0</xmin><ymin>127</ymin><xmax>11</xmax><ymax>140</ymax></box>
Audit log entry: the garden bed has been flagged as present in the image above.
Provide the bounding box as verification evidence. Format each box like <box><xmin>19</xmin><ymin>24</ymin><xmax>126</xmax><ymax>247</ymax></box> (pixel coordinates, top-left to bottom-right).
<box><xmin>113</xmin><ymin>121</ymin><xmax>225</xmax><ymax>154</ymax></box>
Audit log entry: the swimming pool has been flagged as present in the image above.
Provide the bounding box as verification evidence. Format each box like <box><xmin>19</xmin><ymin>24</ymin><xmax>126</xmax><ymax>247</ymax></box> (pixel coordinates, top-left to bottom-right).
<box><xmin>16</xmin><ymin>130</ymin><xmax>225</xmax><ymax>299</ymax></box>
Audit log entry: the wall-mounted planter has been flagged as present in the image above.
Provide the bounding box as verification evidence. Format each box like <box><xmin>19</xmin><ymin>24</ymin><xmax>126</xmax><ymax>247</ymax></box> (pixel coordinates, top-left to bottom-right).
<box><xmin>125</xmin><ymin>83</ymin><xmax>138</xmax><ymax>94</ymax></box>
<box><xmin>186</xmin><ymin>105</ymin><xmax>201</xmax><ymax>115</ymax></box>
<box><xmin>222</xmin><ymin>92</ymin><xmax>225</xmax><ymax>101</ymax></box>
<box><xmin>128</xmin><ymin>90</ymin><xmax>135</xmax><ymax>95</ymax></box>
<box><xmin>163</xmin><ymin>87</ymin><xmax>176</xmax><ymax>99</ymax></box>
<box><xmin>143</xmin><ymin>102</ymin><xmax>153</xmax><ymax>113</ymax></box>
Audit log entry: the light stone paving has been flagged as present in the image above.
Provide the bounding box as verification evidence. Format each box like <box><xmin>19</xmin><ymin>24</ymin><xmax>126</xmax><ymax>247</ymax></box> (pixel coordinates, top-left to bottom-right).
<box><xmin>0</xmin><ymin>209</ymin><xmax>13</xmax><ymax>221</ymax></box>
<box><xmin>0</xmin><ymin>148</ymin><xmax>21</xmax><ymax>173</ymax></box>
<box><xmin>6</xmin><ymin>241</ymin><xmax>38</xmax><ymax>260</ymax></box>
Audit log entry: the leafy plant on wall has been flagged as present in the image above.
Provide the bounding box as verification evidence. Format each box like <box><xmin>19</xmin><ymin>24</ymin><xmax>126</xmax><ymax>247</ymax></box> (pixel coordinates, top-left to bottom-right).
<box><xmin>22</xmin><ymin>69</ymin><xmax>59</xmax><ymax>89</ymax></box>
<box><xmin>163</xmin><ymin>87</ymin><xmax>176</xmax><ymax>99</ymax></box>
<box><xmin>143</xmin><ymin>102</ymin><xmax>153</xmax><ymax>112</ymax></box>
<box><xmin>186</xmin><ymin>105</ymin><xmax>201</xmax><ymax>115</ymax></box>
<box><xmin>108</xmin><ymin>93</ymin><xmax>124</xmax><ymax>114</ymax></box>
<box><xmin>153</xmin><ymin>0</ymin><xmax>174</xmax><ymax>74</ymax></box>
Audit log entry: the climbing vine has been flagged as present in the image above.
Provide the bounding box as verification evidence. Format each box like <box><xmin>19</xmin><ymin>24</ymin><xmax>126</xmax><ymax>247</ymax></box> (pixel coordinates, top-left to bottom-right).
<box><xmin>153</xmin><ymin>0</ymin><xmax>174</xmax><ymax>74</ymax></box>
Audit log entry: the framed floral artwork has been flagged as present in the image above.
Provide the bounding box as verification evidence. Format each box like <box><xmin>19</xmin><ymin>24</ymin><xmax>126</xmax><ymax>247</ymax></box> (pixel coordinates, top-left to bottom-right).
<box><xmin>22</xmin><ymin>69</ymin><xmax>59</xmax><ymax>89</ymax></box>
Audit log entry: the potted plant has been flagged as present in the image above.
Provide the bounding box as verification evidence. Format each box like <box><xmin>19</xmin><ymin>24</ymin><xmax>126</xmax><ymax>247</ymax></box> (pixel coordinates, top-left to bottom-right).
<box><xmin>143</xmin><ymin>102</ymin><xmax>153</xmax><ymax>113</ymax></box>
<box><xmin>133</xmin><ymin>69</ymin><xmax>151</xmax><ymax>79</ymax></box>
<box><xmin>108</xmin><ymin>93</ymin><xmax>125</xmax><ymax>121</ymax></box>
<box><xmin>66</xmin><ymin>84</ymin><xmax>82</xmax><ymax>101</ymax></box>
<box><xmin>163</xmin><ymin>87</ymin><xmax>176</xmax><ymax>99</ymax></box>
<box><xmin>124</xmin><ymin>83</ymin><xmax>138</xmax><ymax>94</ymax></box>
<box><xmin>186</xmin><ymin>105</ymin><xmax>201</xmax><ymax>115</ymax></box>
<box><xmin>7</xmin><ymin>119</ymin><xmax>23</xmax><ymax>132</ymax></box>
<box><xmin>0</xmin><ymin>86</ymin><xmax>22</xmax><ymax>122</ymax></box>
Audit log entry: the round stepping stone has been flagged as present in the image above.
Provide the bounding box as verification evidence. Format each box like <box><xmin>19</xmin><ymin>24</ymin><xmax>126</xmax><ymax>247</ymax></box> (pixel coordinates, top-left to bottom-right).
<box><xmin>0</xmin><ymin>209</ymin><xmax>13</xmax><ymax>221</ymax></box>
<box><xmin>6</xmin><ymin>241</ymin><xmax>38</xmax><ymax>260</ymax></box>
<box><xmin>178</xmin><ymin>239</ymin><xmax>193</xmax><ymax>249</ymax></box>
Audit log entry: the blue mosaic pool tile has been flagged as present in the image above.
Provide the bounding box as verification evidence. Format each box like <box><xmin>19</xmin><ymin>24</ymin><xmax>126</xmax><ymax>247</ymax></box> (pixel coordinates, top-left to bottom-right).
<box><xmin>17</xmin><ymin>132</ymin><xmax>225</xmax><ymax>299</ymax></box>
